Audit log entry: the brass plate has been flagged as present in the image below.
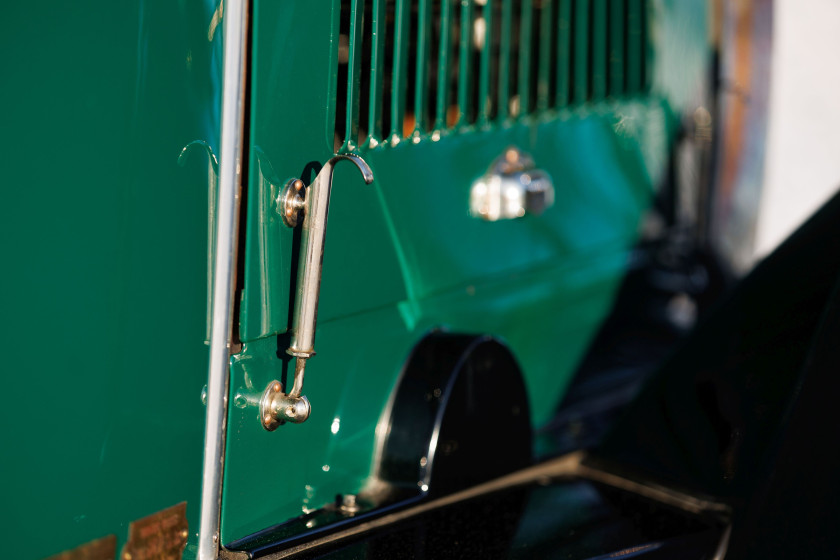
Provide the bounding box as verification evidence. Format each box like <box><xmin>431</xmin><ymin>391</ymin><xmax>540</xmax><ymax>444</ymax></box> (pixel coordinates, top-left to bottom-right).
<box><xmin>45</xmin><ymin>535</ymin><xmax>117</xmax><ymax>560</ymax></box>
<box><xmin>121</xmin><ymin>502</ymin><xmax>188</xmax><ymax>560</ymax></box>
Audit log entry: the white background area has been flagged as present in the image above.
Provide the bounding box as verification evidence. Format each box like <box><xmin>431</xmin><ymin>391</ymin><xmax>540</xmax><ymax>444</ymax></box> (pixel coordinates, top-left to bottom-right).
<box><xmin>754</xmin><ymin>0</ymin><xmax>840</xmax><ymax>258</ymax></box>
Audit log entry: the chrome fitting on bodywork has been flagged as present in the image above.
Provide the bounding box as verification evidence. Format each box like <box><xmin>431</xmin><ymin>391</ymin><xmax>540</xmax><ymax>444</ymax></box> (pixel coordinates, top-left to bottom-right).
<box><xmin>260</xmin><ymin>379</ymin><xmax>311</xmax><ymax>430</ymax></box>
<box><xmin>469</xmin><ymin>146</ymin><xmax>555</xmax><ymax>221</ymax></box>
<box><xmin>279</xmin><ymin>178</ymin><xmax>306</xmax><ymax>228</ymax></box>
<box><xmin>263</xmin><ymin>153</ymin><xmax>373</xmax><ymax>429</ymax></box>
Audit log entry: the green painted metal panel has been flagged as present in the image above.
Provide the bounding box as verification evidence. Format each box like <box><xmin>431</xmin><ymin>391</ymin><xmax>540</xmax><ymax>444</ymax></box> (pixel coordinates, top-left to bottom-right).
<box><xmin>240</xmin><ymin>0</ymin><xmax>406</xmax><ymax>344</ymax></box>
<box><xmin>223</xmin><ymin>244</ymin><xmax>629</xmax><ymax>539</ymax></box>
<box><xmin>498</xmin><ymin>0</ymin><xmax>514</xmax><ymax>122</ymax></box>
<box><xmin>627</xmin><ymin>0</ymin><xmax>644</xmax><ymax>93</ymax></box>
<box><xmin>239</xmin><ymin>0</ymin><xmax>336</xmax><ymax>343</ymax></box>
<box><xmin>537</xmin><ymin>0</ymin><xmax>555</xmax><ymax>111</ymax></box>
<box><xmin>342</xmin><ymin>0</ymin><xmax>365</xmax><ymax>151</ymax></box>
<box><xmin>391</xmin><ymin>0</ymin><xmax>411</xmax><ymax>140</ymax></box>
<box><xmin>478</xmin><ymin>0</ymin><xmax>495</xmax><ymax>126</ymax></box>
<box><xmin>223</xmin><ymin>0</ymin><xmax>710</xmax><ymax>546</ymax></box>
<box><xmin>556</xmin><ymin>0</ymin><xmax>573</xmax><ymax>106</ymax></box>
<box><xmin>436</xmin><ymin>0</ymin><xmax>456</xmax><ymax>130</ymax></box>
<box><xmin>0</xmin><ymin>0</ymin><xmax>711</xmax><ymax>556</ymax></box>
<box><xmin>367</xmin><ymin>120</ymin><xmax>650</xmax><ymax>301</ymax></box>
<box><xmin>412</xmin><ymin>0</ymin><xmax>432</xmax><ymax>137</ymax></box>
<box><xmin>610</xmin><ymin>0</ymin><xmax>626</xmax><ymax>97</ymax></box>
<box><xmin>592</xmin><ymin>0</ymin><xmax>608</xmax><ymax>99</ymax></box>
<box><xmin>1</xmin><ymin>1</ymin><xmax>221</xmax><ymax>558</ymax></box>
<box><xmin>223</xmin><ymin>100</ymin><xmax>670</xmax><ymax>543</ymax></box>
<box><xmin>574</xmin><ymin>0</ymin><xmax>591</xmax><ymax>104</ymax></box>
<box><xmin>518</xmin><ymin>0</ymin><xmax>534</xmax><ymax>116</ymax></box>
<box><xmin>367</xmin><ymin>0</ymin><xmax>387</xmax><ymax>143</ymax></box>
<box><xmin>457</xmin><ymin>0</ymin><xmax>474</xmax><ymax>125</ymax></box>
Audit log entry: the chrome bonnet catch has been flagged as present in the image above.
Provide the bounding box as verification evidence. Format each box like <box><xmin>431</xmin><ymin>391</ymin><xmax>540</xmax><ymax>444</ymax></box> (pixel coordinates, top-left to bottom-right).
<box><xmin>262</xmin><ymin>153</ymin><xmax>374</xmax><ymax>429</ymax></box>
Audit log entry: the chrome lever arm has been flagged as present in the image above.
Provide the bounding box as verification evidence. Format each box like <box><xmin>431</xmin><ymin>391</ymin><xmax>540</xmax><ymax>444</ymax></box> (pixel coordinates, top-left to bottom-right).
<box><xmin>261</xmin><ymin>154</ymin><xmax>373</xmax><ymax>429</ymax></box>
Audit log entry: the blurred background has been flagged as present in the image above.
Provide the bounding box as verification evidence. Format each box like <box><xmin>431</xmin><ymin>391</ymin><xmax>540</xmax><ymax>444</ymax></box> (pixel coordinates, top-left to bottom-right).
<box><xmin>754</xmin><ymin>0</ymin><xmax>840</xmax><ymax>259</ymax></box>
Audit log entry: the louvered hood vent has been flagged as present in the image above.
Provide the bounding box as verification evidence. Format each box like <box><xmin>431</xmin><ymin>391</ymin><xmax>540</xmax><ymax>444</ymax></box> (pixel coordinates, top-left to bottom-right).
<box><xmin>333</xmin><ymin>0</ymin><xmax>650</xmax><ymax>151</ymax></box>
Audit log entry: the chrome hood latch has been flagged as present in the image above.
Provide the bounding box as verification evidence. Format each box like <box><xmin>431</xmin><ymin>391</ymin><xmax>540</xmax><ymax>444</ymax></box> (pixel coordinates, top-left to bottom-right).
<box><xmin>261</xmin><ymin>154</ymin><xmax>373</xmax><ymax>430</ymax></box>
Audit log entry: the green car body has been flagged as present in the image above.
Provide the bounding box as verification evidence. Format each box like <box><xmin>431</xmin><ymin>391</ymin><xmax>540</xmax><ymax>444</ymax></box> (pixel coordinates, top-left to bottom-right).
<box><xmin>0</xmin><ymin>0</ymin><xmax>711</xmax><ymax>557</ymax></box>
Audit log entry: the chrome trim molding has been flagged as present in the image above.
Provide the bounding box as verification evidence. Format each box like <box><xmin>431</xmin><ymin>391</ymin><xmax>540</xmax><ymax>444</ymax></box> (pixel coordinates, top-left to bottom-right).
<box><xmin>198</xmin><ymin>0</ymin><xmax>249</xmax><ymax>558</ymax></box>
<box><xmin>260</xmin><ymin>451</ymin><xmax>731</xmax><ymax>560</ymax></box>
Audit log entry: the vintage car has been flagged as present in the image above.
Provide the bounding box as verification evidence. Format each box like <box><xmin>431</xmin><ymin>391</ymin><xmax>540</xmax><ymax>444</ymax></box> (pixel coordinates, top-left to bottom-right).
<box><xmin>10</xmin><ymin>0</ymin><xmax>836</xmax><ymax>559</ymax></box>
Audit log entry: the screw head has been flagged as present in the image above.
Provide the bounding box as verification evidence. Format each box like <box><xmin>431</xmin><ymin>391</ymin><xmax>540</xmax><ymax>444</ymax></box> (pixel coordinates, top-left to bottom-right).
<box><xmin>294</xmin><ymin>179</ymin><xmax>304</xmax><ymax>192</ymax></box>
<box><xmin>263</xmin><ymin>414</ymin><xmax>273</xmax><ymax>426</ymax></box>
<box><xmin>273</xmin><ymin>381</ymin><xmax>282</xmax><ymax>392</ymax></box>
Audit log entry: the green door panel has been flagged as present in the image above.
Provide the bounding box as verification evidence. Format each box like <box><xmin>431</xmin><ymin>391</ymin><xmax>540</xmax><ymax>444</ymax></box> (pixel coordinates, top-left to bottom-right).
<box><xmin>1</xmin><ymin>1</ymin><xmax>220</xmax><ymax>558</ymax></box>
<box><xmin>238</xmin><ymin>0</ymin><xmax>708</xmax><ymax>342</ymax></box>
<box><xmin>240</xmin><ymin>0</ymin><xmax>411</xmax><ymax>344</ymax></box>
<box><xmin>364</xmin><ymin>104</ymin><xmax>659</xmax><ymax>302</ymax></box>
<box><xmin>223</xmin><ymin>243</ymin><xmax>631</xmax><ymax>542</ymax></box>
<box><xmin>223</xmin><ymin>0</ymin><xmax>710</xmax><ymax>546</ymax></box>
<box><xmin>238</xmin><ymin>0</ymin><xmax>337</xmax><ymax>343</ymax></box>
<box><xmin>0</xmin><ymin>0</ymin><xmax>713</xmax><ymax>557</ymax></box>
<box><xmin>223</xmin><ymin>307</ymin><xmax>413</xmax><ymax>541</ymax></box>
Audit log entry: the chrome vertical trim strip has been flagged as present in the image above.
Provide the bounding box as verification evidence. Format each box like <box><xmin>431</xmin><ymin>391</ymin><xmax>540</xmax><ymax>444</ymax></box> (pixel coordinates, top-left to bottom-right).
<box><xmin>198</xmin><ymin>0</ymin><xmax>249</xmax><ymax>558</ymax></box>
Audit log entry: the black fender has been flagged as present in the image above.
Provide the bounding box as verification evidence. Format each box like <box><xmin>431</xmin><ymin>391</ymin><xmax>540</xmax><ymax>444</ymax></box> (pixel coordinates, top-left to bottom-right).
<box><xmin>372</xmin><ymin>333</ymin><xmax>533</xmax><ymax>498</ymax></box>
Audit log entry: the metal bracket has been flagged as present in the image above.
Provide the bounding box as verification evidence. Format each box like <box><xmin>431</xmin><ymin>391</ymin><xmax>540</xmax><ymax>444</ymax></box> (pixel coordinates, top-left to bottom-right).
<box><xmin>469</xmin><ymin>146</ymin><xmax>555</xmax><ymax>221</ymax></box>
<box><xmin>279</xmin><ymin>178</ymin><xmax>306</xmax><ymax>228</ymax></box>
<box><xmin>260</xmin><ymin>379</ymin><xmax>310</xmax><ymax>430</ymax></box>
<box><xmin>265</xmin><ymin>153</ymin><xmax>374</xmax><ymax>428</ymax></box>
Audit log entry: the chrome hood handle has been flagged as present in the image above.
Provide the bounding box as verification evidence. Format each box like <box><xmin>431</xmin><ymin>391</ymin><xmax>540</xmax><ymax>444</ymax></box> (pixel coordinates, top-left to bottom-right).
<box><xmin>261</xmin><ymin>153</ymin><xmax>373</xmax><ymax>429</ymax></box>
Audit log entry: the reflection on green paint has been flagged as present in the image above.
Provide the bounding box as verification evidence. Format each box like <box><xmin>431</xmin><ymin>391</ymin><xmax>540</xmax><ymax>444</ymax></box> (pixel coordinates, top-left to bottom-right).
<box><xmin>223</xmin><ymin>0</ymin><xmax>711</xmax><ymax>544</ymax></box>
<box><xmin>1</xmin><ymin>1</ymin><xmax>221</xmax><ymax>558</ymax></box>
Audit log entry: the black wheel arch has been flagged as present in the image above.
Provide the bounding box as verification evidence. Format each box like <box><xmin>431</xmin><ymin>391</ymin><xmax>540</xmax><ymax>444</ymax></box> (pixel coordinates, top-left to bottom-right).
<box><xmin>369</xmin><ymin>332</ymin><xmax>533</xmax><ymax>500</ymax></box>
